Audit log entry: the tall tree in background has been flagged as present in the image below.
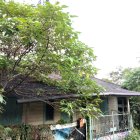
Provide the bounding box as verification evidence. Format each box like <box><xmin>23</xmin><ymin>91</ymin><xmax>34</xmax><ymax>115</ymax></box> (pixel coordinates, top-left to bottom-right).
<box><xmin>122</xmin><ymin>68</ymin><xmax>140</xmax><ymax>91</ymax></box>
<box><xmin>107</xmin><ymin>66</ymin><xmax>132</xmax><ymax>85</ymax></box>
<box><xmin>0</xmin><ymin>0</ymin><xmax>102</xmax><ymax>117</ymax></box>
<box><xmin>108</xmin><ymin>67</ymin><xmax>123</xmax><ymax>85</ymax></box>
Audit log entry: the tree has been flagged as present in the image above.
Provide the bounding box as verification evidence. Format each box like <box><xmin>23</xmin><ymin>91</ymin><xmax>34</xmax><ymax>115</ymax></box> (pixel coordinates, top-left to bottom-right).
<box><xmin>0</xmin><ymin>0</ymin><xmax>102</xmax><ymax>117</ymax></box>
<box><xmin>107</xmin><ymin>66</ymin><xmax>133</xmax><ymax>85</ymax></box>
<box><xmin>122</xmin><ymin>68</ymin><xmax>140</xmax><ymax>91</ymax></box>
<box><xmin>108</xmin><ymin>67</ymin><xmax>124</xmax><ymax>85</ymax></box>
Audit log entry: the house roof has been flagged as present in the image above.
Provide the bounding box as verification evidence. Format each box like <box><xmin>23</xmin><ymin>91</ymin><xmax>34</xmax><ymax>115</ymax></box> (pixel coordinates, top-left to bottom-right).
<box><xmin>4</xmin><ymin>76</ymin><xmax>140</xmax><ymax>103</ymax></box>
<box><xmin>4</xmin><ymin>75</ymin><xmax>77</xmax><ymax>102</ymax></box>
<box><xmin>93</xmin><ymin>78</ymin><xmax>140</xmax><ymax>96</ymax></box>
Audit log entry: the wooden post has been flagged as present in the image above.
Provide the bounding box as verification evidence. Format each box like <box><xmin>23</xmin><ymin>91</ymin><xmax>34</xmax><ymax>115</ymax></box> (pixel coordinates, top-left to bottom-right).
<box><xmin>127</xmin><ymin>97</ymin><xmax>130</xmax><ymax>113</ymax></box>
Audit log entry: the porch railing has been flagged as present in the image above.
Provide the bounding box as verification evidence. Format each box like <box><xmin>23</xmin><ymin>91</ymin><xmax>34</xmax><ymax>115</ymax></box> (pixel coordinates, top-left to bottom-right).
<box><xmin>90</xmin><ymin>113</ymin><xmax>133</xmax><ymax>139</ymax></box>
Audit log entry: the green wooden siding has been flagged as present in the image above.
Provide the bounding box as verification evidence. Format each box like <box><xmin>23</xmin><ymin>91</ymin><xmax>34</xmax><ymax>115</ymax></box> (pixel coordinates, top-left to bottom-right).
<box><xmin>0</xmin><ymin>97</ymin><xmax>22</xmax><ymax>125</ymax></box>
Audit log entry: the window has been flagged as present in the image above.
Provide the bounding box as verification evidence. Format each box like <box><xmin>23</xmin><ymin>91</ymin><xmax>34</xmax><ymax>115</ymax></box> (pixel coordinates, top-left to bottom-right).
<box><xmin>100</xmin><ymin>97</ymin><xmax>108</xmax><ymax>114</ymax></box>
<box><xmin>46</xmin><ymin>104</ymin><xmax>54</xmax><ymax>121</ymax></box>
<box><xmin>118</xmin><ymin>97</ymin><xmax>127</xmax><ymax>113</ymax></box>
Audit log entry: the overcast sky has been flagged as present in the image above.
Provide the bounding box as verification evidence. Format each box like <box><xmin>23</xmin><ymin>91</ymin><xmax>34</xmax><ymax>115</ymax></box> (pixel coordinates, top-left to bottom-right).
<box><xmin>16</xmin><ymin>0</ymin><xmax>140</xmax><ymax>78</ymax></box>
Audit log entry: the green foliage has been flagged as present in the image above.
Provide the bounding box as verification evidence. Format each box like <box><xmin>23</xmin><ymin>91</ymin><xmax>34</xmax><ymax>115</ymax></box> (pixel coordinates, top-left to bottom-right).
<box><xmin>57</xmin><ymin>119</ymin><xmax>68</xmax><ymax>124</ymax></box>
<box><xmin>0</xmin><ymin>56</ymin><xmax>8</xmax><ymax>69</ymax></box>
<box><xmin>108</xmin><ymin>67</ymin><xmax>132</xmax><ymax>85</ymax></box>
<box><xmin>60</xmin><ymin>97</ymin><xmax>102</xmax><ymax>118</ymax></box>
<box><xmin>0</xmin><ymin>125</ymin><xmax>12</xmax><ymax>139</ymax></box>
<box><xmin>122</xmin><ymin>68</ymin><xmax>140</xmax><ymax>91</ymax></box>
<box><xmin>130</xmin><ymin>97</ymin><xmax>140</xmax><ymax>128</ymax></box>
<box><xmin>0</xmin><ymin>124</ymin><xmax>54</xmax><ymax>139</ymax></box>
<box><xmin>108</xmin><ymin>66</ymin><xmax>124</xmax><ymax>85</ymax></box>
<box><xmin>125</xmin><ymin>129</ymin><xmax>140</xmax><ymax>140</ymax></box>
<box><xmin>0</xmin><ymin>0</ymin><xmax>101</xmax><ymax>117</ymax></box>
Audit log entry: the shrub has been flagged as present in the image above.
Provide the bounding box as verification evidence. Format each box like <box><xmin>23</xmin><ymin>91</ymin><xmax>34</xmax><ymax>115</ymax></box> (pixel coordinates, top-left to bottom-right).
<box><xmin>125</xmin><ymin>129</ymin><xmax>140</xmax><ymax>140</ymax></box>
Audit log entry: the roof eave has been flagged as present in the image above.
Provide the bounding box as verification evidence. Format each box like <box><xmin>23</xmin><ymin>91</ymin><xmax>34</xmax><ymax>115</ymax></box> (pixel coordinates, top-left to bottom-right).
<box><xmin>99</xmin><ymin>92</ymin><xmax>140</xmax><ymax>96</ymax></box>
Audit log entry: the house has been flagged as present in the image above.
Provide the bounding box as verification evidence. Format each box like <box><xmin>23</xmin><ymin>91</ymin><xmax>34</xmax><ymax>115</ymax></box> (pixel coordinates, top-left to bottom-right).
<box><xmin>0</xmin><ymin>75</ymin><xmax>79</xmax><ymax>126</ymax></box>
<box><xmin>93</xmin><ymin>77</ymin><xmax>140</xmax><ymax>114</ymax></box>
<box><xmin>0</xmin><ymin>76</ymin><xmax>140</xmax><ymax>139</ymax></box>
<box><xmin>90</xmin><ymin>78</ymin><xmax>140</xmax><ymax>140</ymax></box>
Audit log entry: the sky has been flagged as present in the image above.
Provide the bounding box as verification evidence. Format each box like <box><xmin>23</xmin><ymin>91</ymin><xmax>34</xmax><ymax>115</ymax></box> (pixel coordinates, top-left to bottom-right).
<box><xmin>15</xmin><ymin>0</ymin><xmax>140</xmax><ymax>78</ymax></box>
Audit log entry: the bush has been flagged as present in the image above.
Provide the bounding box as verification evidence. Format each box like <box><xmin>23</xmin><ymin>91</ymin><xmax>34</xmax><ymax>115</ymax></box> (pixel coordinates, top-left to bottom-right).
<box><xmin>0</xmin><ymin>124</ymin><xmax>54</xmax><ymax>140</ymax></box>
<box><xmin>0</xmin><ymin>125</ymin><xmax>12</xmax><ymax>139</ymax></box>
<box><xmin>125</xmin><ymin>129</ymin><xmax>140</xmax><ymax>140</ymax></box>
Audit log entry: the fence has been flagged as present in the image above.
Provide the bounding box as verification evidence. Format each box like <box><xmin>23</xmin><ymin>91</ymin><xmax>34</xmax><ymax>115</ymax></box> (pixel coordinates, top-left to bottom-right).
<box><xmin>89</xmin><ymin>113</ymin><xmax>133</xmax><ymax>140</ymax></box>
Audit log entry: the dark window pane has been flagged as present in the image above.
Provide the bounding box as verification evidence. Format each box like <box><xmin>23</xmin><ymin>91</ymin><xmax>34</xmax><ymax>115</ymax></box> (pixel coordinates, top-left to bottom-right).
<box><xmin>118</xmin><ymin>99</ymin><xmax>122</xmax><ymax>104</ymax></box>
<box><xmin>46</xmin><ymin>104</ymin><xmax>54</xmax><ymax>121</ymax></box>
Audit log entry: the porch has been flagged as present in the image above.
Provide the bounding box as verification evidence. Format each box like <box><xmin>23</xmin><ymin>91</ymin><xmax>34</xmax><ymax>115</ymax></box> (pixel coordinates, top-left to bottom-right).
<box><xmin>89</xmin><ymin>112</ymin><xmax>133</xmax><ymax>140</ymax></box>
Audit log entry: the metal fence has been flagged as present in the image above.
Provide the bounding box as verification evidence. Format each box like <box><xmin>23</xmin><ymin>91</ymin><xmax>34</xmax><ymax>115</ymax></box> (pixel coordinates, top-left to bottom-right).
<box><xmin>90</xmin><ymin>113</ymin><xmax>133</xmax><ymax>139</ymax></box>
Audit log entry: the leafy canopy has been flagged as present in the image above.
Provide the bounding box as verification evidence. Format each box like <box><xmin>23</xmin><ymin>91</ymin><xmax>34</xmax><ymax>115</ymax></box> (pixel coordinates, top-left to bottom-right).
<box><xmin>122</xmin><ymin>68</ymin><xmax>140</xmax><ymax>91</ymax></box>
<box><xmin>0</xmin><ymin>0</ymin><xmax>102</xmax><ymax>117</ymax></box>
